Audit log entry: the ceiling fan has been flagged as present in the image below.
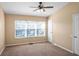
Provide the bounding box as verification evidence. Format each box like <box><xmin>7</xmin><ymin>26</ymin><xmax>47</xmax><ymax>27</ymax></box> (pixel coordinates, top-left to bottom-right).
<box><xmin>30</xmin><ymin>2</ymin><xmax>54</xmax><ymax>12</ymax></box>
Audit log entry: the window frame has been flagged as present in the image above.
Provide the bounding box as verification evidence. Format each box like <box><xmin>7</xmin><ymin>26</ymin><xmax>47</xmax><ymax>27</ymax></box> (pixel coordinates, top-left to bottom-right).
<box><xmin>15</xmin><ymin>20</ymin><xmax>46</xmax><ymax>39</ymax></box>
<box><xmin>15</xmin><ymin>20</ymin><xmax>27</xmax><ymax>38</ymax></box>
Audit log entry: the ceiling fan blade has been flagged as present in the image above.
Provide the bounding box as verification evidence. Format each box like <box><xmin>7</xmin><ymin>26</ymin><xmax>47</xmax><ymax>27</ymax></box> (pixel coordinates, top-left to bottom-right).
<box><xmin>30</xmin><ymin>6</ymin><xmax>38</xmax><ymax>8</ymax></box>
<box><xmin>43</xmin><ymin>6</ymin><xmax>54</xmax><ymax>8</ymax></box>
<box><xmin>33</xmin><ymin>8</ymin><xmax>39</xmax><ymax>11</ymax></box>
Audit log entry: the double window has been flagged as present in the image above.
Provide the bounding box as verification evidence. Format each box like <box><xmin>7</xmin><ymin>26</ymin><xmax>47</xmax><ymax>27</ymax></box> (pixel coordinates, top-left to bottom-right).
<box><xmin>15</xmin><ymin>20</ymin><xmax>45</xmax><ymax>38</ymax></box>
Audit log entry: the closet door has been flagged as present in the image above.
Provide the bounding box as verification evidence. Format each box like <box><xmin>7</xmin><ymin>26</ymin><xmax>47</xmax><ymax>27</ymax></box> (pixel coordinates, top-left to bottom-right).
<box><xmin>72</xmin><ymin>13</ymin><xmax>79</xmax><ymax>55</ymax></box>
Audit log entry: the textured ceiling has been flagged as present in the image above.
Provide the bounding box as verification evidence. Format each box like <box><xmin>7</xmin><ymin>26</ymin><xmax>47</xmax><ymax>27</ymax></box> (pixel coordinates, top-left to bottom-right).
<box><xmin>0</xmin><ymin>2</ymin><xmax>68</xmax><ymax>17</ymax></box>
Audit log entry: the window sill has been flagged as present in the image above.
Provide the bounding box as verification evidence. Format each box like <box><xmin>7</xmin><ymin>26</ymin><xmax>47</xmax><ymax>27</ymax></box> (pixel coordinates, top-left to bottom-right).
<box><xmin>15</xmin><ymin>36</ymin><xmax>45</xmax><ymax>39</ymax></box>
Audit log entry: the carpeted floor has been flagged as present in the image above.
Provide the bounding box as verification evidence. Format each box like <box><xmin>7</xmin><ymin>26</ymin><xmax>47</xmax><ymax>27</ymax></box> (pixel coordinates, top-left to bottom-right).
<box><xmin>1</xmin><ymin>42</ymin><xmax>78</xmax><ymax>56</ymax></box>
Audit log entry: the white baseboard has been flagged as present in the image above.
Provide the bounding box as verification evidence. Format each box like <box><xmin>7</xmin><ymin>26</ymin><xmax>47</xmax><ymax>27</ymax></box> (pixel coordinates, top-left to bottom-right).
<box><xmin>6</xmin><ymin>40</ymin><xmax>48</xmax><ymax>47</ymax></box>
<box><xmin>0</xmin><ymin>47</ymin><xmax>5</xmax><ymax>55</ymax></box>
<box><xmin>54</xmin><ymin>43</ymin><xmax>73</xmax><ymax>53</ymax></box>
<box><xmin>6</xmin><ymin>43</ymin><xmax>29</xmax><ymax>46</ymax></box>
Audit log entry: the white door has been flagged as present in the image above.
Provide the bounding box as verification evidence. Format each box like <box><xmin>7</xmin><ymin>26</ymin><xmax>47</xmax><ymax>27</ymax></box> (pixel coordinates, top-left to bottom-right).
<box><xmin>48</xmin><ymin>18</ymin><xmax>53</xmax><ymax>43</ymax></box>
<box><xmin>72</xmin><ymin>13</ymin><xmax>79</xmax><ymax>55</ymax></box>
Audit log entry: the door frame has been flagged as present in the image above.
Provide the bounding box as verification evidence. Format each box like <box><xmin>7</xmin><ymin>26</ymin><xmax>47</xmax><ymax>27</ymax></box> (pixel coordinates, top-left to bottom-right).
<box><xmin>72</xmin><ymin>14</ymin><xmax>75</xmax><ymax>53</ymax></box>
<box><xmin>48</xmin><ymin>18</ymin><xmax>53</xmax><ymax>43</ymax></box>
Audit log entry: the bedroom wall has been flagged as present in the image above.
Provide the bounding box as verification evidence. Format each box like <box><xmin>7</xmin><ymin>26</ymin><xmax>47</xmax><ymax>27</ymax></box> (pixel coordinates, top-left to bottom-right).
<box><xmin>49</xmin><ymin>2</ymin><xmax>79</xmax><ymax>51</ymax></box>
<box><xmin>0</xmin><ymin>8</ymin><xmax>5</xmax><ymax>55</ymax></box>
<box><xmin>5</xmin><ymin>14</ymin><xmax>48</xmax><ymax>46</ymax></box>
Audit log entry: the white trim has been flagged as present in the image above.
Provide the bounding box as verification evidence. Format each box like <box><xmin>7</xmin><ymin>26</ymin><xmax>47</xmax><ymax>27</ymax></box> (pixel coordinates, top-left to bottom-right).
<box><xmin>0</xmin><ymin>47</ymin><xmax>5</xmax><ymax>55</ymax></box>
<box><xmin>6</xmin><ymin>40</ymin><xmax>48</xmax><ymax>47</ymax></box>
<box><xmin>6</xmin><ymin>43</ymin><xmax>29</xmax><ymax>46</ymax></box>
<box><xmin>54</xmin><ymin>43</ymin><xmax>73</xmax><ymax>53</ymax></box>
<box><xmin>15</xmin><ymin>35</ymin><xmax>46</xmax><ymax>39</ymax></box>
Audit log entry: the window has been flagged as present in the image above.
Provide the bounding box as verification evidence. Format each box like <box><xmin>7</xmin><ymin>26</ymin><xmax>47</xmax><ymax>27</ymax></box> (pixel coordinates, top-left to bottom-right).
<box><xmin>15</xmin><ymin>20</ymin><xmax>45</xmax><ymax>38</ymax></box>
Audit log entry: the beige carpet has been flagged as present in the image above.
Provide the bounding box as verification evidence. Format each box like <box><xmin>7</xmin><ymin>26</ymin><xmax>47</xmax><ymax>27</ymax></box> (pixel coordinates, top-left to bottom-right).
<box><xmin>1</xmin><ymin>42</ymin><xmax>77</xmax><ymax>56</ymax></box>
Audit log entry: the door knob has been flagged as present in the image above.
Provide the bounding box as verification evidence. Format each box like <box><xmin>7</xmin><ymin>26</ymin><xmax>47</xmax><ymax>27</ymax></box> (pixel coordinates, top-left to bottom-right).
<box><xmin>74</xmin><ymin>36</ymin><xmax>77</xmax><ymax>38</ymax></box>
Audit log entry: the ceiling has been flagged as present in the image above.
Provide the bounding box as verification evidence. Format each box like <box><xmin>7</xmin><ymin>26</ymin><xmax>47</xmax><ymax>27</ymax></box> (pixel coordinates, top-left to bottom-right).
<box><xmin>0</xmin><ymin>2</ymin><xmax>68</xmax><ymax>17</ymax></box>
